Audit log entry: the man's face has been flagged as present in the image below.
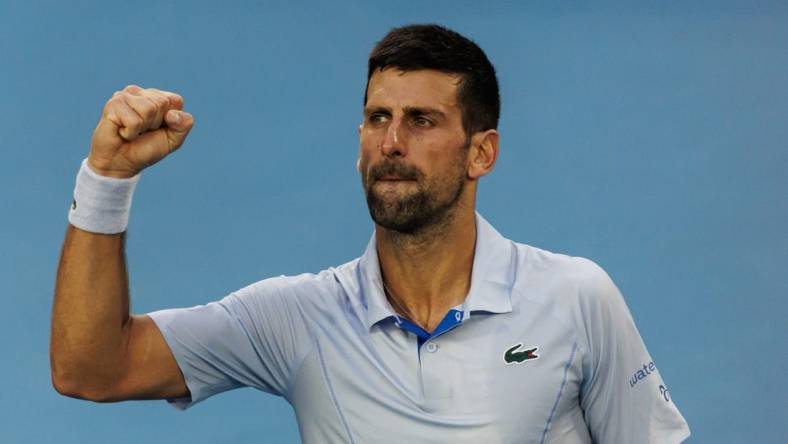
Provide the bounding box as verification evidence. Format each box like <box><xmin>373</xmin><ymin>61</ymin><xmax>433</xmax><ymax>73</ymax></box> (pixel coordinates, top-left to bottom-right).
<box><xmin>359</xmin><ymin>68</ymin><xmax>470</xmax><ymax>234</ymax></box>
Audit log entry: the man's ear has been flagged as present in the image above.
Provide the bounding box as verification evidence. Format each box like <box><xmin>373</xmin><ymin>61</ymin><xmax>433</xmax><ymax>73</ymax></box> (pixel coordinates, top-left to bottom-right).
<box><xmin>357</xmin><ymin>124</ymin><xmax>364</xmax><ymax>173</ymax></box>
<box><xmin>467</xmin><ymin>129</ymin><xmax>499</xmax><ymax>179</ymax></box>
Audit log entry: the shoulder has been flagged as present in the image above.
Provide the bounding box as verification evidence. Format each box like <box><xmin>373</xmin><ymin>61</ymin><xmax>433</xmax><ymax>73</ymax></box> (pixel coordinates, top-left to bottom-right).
<box><xmin>228</xmin><ymin>258</ymin><xmax>361</xmax><ymax>317</ymax></box>
<box><xmin>237</xmin><ymin>267</ymin><xmax>344</xmax><ymax>297</ymax></box>
<box><xmin>508</xmin><ymin>241</ymin><xmax>633</xmax><ymax>355</ymax></box>
<box><xmin>510</xmin><ymin>242</ymin><xmax>619</xmax><ymax>305</ymax></box>
<box><xmin>508</xmin><ymin>242</ymin><xmax>629</xmax><ymax>338</ymax></box>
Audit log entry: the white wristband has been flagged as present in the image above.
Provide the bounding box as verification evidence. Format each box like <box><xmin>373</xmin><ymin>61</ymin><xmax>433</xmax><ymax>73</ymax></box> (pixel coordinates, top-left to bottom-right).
<box><xmin>68</xmin><ymin>159</ymin><xmax>141</xmax><ymax>234</ymax></box>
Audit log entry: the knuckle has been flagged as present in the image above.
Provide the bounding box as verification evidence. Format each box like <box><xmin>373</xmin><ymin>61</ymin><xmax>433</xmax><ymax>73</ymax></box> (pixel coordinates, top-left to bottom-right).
<box><xmin>107</xmin><ymin>91</ymin><xmax>129</xmax><ymax>106</ymax></box>
<box><xmin>128</xmin><ymin>115</ymin><xmax>144</xmax><ymax>131</ymax></box>
<box><xmin>151</xmin><ymin>94</ymin><xmax>169</xmax><ymax>109</ymax></box>
<box><xmin>103</xmin><ymin>96</ymin><xmax>123</xmax><ymax>114</ymax></box>
<box><xmin>141</xmin><ymin>101</ymin><xmax>158</xmax><ymax>119</ymax></box>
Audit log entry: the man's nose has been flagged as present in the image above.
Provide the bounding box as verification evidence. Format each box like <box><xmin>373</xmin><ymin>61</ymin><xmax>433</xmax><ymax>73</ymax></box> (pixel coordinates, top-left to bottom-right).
<box><xmin>381</xmin><ymin>118</ymin><xmax>406</xmax><ymax>157</ymax></box>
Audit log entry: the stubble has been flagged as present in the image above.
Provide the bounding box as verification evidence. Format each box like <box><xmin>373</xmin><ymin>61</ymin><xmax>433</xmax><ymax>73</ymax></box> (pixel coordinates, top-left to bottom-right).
<box><xmin>362</xmin><ymin>143</ymin><xmax>469</xmax><ymax>236</ymax></box>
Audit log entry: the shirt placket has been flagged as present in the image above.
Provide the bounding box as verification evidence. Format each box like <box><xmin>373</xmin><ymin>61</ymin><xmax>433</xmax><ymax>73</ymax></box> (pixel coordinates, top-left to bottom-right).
<box><xmin>394</xmin><ymin>309</ymin><xmax>464</xmax><ymax>407</ymax></box>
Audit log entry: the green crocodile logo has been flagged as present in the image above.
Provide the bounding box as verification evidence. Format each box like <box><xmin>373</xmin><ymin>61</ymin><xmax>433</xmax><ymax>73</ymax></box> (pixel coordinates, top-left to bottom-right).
<box><xmin>504</xmin><ymin>343</ymin><xmax>539</xmax><ymax>364</ymax></box>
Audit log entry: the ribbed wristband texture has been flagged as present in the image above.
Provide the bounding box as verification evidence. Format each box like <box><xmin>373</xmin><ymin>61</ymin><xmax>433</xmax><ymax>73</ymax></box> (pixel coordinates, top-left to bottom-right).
<box><xmin>68</xmin><ymin>158</ymin><xmax>141</xmax><ymax>234</ymax></box>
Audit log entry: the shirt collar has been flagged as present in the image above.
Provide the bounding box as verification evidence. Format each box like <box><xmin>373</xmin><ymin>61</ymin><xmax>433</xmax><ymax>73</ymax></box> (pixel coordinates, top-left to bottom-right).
<box><xmin>358</xmin><ymin>212</ymin><xmax>515</xmax><ymax>331</ymax></box>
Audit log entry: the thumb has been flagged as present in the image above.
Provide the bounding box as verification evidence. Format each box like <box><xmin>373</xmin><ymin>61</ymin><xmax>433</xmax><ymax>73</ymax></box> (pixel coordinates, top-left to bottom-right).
<box><xmin>164</xmin><ymin>110</ymin><xmax>194</xmax><ymax>150</ymax></box>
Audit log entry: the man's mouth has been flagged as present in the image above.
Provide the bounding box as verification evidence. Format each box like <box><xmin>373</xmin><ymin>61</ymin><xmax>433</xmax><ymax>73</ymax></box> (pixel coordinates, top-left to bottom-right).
<box><xmin>378</xmin><ymin>175</ymin><xmax>412</xmax><ymax>181</ymax></box>
<box><xmin>368</xmin><ymin>161</ymin><xmax>421</xmax><ymax>185</ymax></box>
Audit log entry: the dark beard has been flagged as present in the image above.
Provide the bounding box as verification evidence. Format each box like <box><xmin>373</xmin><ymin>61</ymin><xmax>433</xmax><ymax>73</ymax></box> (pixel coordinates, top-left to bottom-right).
<box><xmin>363</xmin><ymin>154</ymin><xmax>467</xmax><ymax>235</ymax></box>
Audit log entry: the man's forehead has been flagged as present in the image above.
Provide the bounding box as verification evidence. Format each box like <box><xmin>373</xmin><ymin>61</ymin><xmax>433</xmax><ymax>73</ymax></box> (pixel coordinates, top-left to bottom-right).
<box><xmin>365</xmin><ymin>68</ymin><xmax>461</xmax><ymax>110</ymax></box>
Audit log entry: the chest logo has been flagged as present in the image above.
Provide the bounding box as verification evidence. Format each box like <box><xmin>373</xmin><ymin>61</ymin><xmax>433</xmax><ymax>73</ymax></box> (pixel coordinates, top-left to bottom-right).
<box><xmin>504</xmin><ymin>343</ymin><xmax>539</xmax><ymax>364</ymax></box>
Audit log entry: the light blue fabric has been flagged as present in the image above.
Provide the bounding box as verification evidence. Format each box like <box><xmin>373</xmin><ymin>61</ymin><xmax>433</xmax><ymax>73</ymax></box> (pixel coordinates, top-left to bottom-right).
<box><xmin>148</xmin><ymin>213</ymin><xmax>690</xmax><ymax>443</ymax></box>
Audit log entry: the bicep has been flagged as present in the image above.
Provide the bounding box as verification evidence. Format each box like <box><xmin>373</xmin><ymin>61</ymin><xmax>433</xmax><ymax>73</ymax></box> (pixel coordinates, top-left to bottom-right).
<box><xmin>110</xmin><ymin>314</ymin><xmax>188</xmax><ymax>401</ymax></box>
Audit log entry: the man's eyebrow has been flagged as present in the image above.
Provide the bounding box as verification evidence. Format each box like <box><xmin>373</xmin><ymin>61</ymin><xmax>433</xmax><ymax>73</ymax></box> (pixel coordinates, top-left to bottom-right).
<box><xmin>362</xmin><ymin>106</ymin><xmax>447</xmax><ymax>120</ymax></box>
<box><xmin>363</xmin><ymin>106</ymin><xmax>390</xmax><ymax>117</ymax></box>
<box><xmin>403</xmin><ymin>106</ymin><xmax>446</xmax><ymax>119</ymax></box>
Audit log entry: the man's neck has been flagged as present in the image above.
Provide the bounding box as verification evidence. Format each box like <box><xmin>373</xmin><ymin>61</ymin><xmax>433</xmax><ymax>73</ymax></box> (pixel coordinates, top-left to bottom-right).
<box><xmin>375</xmin><ymin>204</ymin><xmax>477</xmax><ymax>333</ymax></box>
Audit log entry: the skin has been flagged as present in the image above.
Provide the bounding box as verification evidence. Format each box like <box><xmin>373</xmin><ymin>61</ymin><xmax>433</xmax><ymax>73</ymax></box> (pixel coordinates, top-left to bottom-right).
<box><xmin>50</xmin><ymin>69</ymin><xmax>498</xmax><ymax>402</ymax></box>
<box><xmin>359</xmin><ymin>68</ymin><xmax>499</xmax><ymax>331</ymax></box>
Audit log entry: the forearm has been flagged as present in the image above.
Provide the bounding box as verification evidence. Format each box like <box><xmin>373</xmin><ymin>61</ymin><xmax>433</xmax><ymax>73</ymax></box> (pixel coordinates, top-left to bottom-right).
<box><xmin>51</xmin><ymin>225</ymin><xmax>131</xmax><ymax>398</ymax></box>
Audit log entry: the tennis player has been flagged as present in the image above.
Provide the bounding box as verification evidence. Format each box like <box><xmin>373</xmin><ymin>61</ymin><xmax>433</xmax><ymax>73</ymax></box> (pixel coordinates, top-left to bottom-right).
<box><xmin>52</xmin><ymin>24</ymin><xmax>690</xmax><ymax>443</ymax></box>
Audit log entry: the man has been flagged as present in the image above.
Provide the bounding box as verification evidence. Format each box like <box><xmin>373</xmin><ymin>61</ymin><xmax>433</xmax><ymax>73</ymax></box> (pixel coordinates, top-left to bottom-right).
<box><xmin>51</xmin><ymin>24</ymin><xmax>690</xmax><ymax>443</ymax></box>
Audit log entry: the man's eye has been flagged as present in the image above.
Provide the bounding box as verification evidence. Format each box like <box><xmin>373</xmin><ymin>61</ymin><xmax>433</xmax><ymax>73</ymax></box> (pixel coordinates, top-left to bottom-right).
<box><xmin>414</xmin><ymin>117</ymin><xmax>433</xmax><ymax>127</ymax></box>
<box><xmin>368</xmin><ymin>113</ymin><xmax>388</xmax><ymax>124</ymax></box>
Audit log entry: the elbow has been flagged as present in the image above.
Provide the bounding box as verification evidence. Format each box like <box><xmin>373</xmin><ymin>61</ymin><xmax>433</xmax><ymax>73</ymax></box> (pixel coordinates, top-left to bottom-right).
<box><xmin>50</xmin><ymin>366</ymin><xmax>117</xmax><ymax>402</ymax></box>
<box><xmin>51</xmin><ymin>372</ymin><xmax>86</xmax><ymax>399</ymax></box>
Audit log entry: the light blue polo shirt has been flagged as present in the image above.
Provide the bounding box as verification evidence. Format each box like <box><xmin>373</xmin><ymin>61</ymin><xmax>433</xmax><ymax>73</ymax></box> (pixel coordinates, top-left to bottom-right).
<box><xmin>148</xmin><ymin>213</ymin><xmax>690</xmax><ymax>443</ymax></box>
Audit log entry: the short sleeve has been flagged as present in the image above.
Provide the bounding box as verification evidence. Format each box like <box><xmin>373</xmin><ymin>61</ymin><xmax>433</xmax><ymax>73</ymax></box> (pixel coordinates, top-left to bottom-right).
<box><xmin>577</xmin><ymin>261</ymin><xmax>690</xmax><ymax>443</ymax></box>
<box><xmin>147</xmin><ymin>277</ymin><xmax>316</xmax><ymax>410</ymax></box>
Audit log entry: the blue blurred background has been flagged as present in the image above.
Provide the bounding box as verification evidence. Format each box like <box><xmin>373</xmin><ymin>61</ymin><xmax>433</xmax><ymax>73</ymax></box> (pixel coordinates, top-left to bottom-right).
<box><xmin>1</xmin><ymin>1</ymin><xmax>785</xmax><ymax>442</ymax></box>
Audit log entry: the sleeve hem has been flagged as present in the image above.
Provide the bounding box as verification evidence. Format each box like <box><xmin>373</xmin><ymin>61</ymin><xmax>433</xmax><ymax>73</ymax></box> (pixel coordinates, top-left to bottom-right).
<box><xmin>147</xmin><ymin>310</ymin><xmax>202</xmax><ymax>410</ymax></box>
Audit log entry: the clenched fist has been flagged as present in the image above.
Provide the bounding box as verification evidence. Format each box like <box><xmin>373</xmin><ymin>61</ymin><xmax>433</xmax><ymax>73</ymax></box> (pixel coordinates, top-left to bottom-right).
<box><xmin>88</xmin><ymin>85</ymin><xmax>194</xmax><ymax>178</ymax></box>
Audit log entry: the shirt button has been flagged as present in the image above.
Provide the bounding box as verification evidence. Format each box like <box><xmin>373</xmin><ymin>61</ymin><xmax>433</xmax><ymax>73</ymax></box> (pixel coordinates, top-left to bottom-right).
<box><xmin>426</xmin><ymin>342</ymin><xmax>438</xmax><ymax>353</ymax></box>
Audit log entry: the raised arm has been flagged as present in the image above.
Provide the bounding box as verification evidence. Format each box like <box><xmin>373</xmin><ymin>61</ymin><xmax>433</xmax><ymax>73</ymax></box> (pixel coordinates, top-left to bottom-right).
<box><xmin>51</xmin><ymin>85</ymin><xmax>194</xmax><ymax>401</ymax></box>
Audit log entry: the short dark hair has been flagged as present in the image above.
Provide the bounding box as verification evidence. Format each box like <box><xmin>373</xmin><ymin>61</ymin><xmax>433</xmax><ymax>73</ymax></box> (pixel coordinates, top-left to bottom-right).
<box><xmin>365</xmin><ymin>24</ymin><xmax>500</xmax><ymax>136</ymax></box>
